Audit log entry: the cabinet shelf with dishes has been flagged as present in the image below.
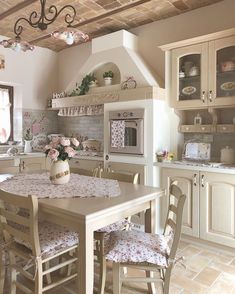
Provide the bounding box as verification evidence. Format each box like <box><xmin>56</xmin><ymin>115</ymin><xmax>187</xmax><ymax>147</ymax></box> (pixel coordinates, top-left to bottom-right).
<box><xmin>160</xmin><ymin>29</ymin><xmax>235</xmax><ymax>109</ymax></box>
<box><xmin>177</xmin><ymin>108</ymin><xmax>235</xmax><ymax>134</ymax></box>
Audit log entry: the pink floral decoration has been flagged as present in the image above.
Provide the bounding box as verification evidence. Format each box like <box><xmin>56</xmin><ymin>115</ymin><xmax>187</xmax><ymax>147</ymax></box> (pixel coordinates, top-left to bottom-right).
<box><xmin>71</xmin><ymin>138</ymin><xmax>79</xmax><ymax>147</ymax></box>
<box><xmin>64</xmin><ymin>146</ymin><xmax>76</xmax><ymax>157</ymax></box>
<box><xmin>47</xmin><ymin>149</ymin><xmax>59</xmax><ymax>161</ymax></box>
<box><xmin>60</xmin><ymin>137</ymin><xmax>70</xmax><ymax>146</ymax></box>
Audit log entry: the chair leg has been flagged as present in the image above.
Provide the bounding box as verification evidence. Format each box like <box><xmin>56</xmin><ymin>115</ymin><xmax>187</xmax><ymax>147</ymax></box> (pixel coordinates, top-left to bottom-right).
<box><xmin>9</xmin><ymin>251</ymin><xmax>16</xmax><ymax>294</ymax></box>
<box><xmin>146</xmin><ymin>270</ymin><xmax>157</xmax><ymax>294</ymax></box>
<box><xmin>34</xmin><ymin>258</ymin><xmax>43</xmax><ymax>294</ymax></box>
<box><xmin>163</xmin><ymin>266</ymin><xmax>172</xmax><ymax>294</ymax></box>
<box><xmin>113</xmin><ymin>262</ymin><xmax>121</xmax><ymax>294</ymax></box>
<box><xmin>0</xmin><ymin>250</ymin><xmax>5</xmax><ymax>294</ymax></box>
<box><xmin>98</xmin><ymin>255</ymin><xmax>106</xmax><ymax>294</ymax></box>
<box><xmin>44</xmin><ymin>261</ymin><xmax>52</xmax><ymax>284</ymax></box>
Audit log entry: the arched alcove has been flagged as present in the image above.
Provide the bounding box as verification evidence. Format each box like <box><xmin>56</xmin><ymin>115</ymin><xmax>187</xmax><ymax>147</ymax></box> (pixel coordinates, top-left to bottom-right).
<box><xmin>90</xmin><ymin>62</ymin><xmax>121</xmax><ymax>87</ymax></box>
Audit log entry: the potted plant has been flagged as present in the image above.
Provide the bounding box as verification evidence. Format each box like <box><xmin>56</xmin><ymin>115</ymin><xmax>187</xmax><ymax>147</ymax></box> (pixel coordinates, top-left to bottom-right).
<box><xmin>103</xmin><ymin>71</ymin><xmax>114</xmax><ymax>86</ymax></box>
<box><xmin>24</xmin><ymin>128</ymin><xmax>33</xmax><ymax>153</ymax></box>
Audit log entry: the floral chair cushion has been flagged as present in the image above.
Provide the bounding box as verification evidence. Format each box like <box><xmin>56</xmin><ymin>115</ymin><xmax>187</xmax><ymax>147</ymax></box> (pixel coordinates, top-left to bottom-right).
<box><xmin>13</xmin><ymin>221</ymin><xmax>79</xmax><ymax>259</ymax></box>
<box><xmin>105</xmin><ymin>230</ymin><xmax>172</xmax><ymax>267</ymax></box>
<box><xmin>96</xmin><ymin>219</ymin><xmax>131</xmax><ymax>233</ymax></box>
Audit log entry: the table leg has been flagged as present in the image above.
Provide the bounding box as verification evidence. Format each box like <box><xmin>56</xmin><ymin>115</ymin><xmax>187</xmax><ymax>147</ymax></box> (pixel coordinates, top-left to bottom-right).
<box><xmin>78</xmin><ymin>225</ymin><xmax>94</xmax><ymax>294</ymax></box>
<box><xmin>0</xmin><ymin>249</ymin><xmax>4</xmax><ymax>293</ymax></box>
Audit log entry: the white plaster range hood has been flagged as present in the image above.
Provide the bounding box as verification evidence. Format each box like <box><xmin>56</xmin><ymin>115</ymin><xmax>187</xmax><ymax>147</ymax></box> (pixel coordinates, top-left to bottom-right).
<box><xmin>52</xmin><ymin>30</ymin><xmax>164</xmax><ymax>111</ymax></box>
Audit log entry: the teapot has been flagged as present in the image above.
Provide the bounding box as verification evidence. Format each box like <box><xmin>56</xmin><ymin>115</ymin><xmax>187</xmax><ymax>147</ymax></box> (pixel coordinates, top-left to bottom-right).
<box><xmin>188</xmin><ymin>66</ymin><xmax>200</xmax><ymax>77</ymax></box>
<box><xmin>220</xmin><ymin>146</ymin><xmax>234</xmax><ymax>164</ymax></box>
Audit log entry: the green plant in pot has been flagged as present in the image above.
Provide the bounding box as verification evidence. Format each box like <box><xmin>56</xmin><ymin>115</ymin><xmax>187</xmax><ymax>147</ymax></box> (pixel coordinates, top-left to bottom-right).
<box><xmin>69</xmin><ymin>73</ymin><xmax>97</xmax><ymax>96</ymax></box>
<box><xmin>103</xmin><ymin>71</ymin><xmax>114</xmax><ymax>86</ymax></box>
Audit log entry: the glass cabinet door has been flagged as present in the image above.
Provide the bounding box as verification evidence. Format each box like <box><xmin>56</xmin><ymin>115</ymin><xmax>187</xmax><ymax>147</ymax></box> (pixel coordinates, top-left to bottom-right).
<box><xmin>171</xmin><ymin>43</ymin><xmax>208</xmax><ymax>109</ymax></box>
<box><xmin>209</xmin><ymin>36</ymin><xmax>235</xmax><ymax>107</ymax></box>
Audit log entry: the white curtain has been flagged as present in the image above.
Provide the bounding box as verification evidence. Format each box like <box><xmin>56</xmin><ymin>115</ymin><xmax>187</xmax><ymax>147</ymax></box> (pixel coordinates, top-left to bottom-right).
<box><xmin>0</xmin><ymin>88</ymin><xmax>11</xmax><ymax>143</ymax></box>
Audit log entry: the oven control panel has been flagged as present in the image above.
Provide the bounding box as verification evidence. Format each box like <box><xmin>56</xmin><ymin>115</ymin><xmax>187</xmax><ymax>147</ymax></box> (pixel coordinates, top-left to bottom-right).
<box><xmin>109</xmin><ymin>109</ymin><xmax>144</xmax><ymax>120</ymax></box>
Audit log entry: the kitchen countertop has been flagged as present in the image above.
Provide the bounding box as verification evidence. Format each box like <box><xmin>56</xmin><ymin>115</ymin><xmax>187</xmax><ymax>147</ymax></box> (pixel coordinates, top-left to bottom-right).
<box><xmin>0</xmin><ymin>152</ymin><xmax>45</xmax><ymax>161</ymax></box>
<box><xmin>154</xmin><ymin>160</ymin><xmax>235</xmax><ymax>175</ymax></box>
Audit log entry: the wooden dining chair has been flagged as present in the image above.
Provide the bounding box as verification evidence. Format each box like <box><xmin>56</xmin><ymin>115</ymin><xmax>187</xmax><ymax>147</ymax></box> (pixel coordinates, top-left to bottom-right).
<box><xmin>0</xmin><ymin>189</ymin><xmax>79</xmax><ymax>294</ymax></box>
<box><xmin>70</xmin><ymin>167</ymin><xmax>99</xmax><ymax>177</ymax></box>
<box><xmin>104</xmin><ymin>184</ymin><xmax>186</xmax><ymax>294</ymax></box>
<box><xmin>95</xmin><ymin>170</ymin><xmax>139</xmax><ymax>294</ymax></box>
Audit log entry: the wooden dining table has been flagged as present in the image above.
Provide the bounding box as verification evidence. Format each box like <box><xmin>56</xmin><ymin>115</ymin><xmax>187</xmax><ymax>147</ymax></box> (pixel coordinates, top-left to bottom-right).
<box><xmin>0</xmin><ymin>173</ymin><xmax>164</xmax><ymax>294</ymax></box>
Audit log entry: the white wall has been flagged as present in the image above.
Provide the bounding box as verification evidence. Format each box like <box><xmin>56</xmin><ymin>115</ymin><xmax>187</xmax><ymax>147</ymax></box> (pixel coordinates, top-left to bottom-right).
<box><xmin>58</xmin><ymin>0</ymin><xmax>235</xmax><ymax>89</ymax></box>
<box><xmin>0</xmin><ymin>37</ymin><xmax>58</xmax><ymax>110</ymax></box>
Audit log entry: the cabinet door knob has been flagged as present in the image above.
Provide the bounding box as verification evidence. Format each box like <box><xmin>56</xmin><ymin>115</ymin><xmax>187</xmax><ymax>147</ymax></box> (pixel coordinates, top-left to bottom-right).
<box><xmin>208</xmin><ymin>90</ymin><xmax>213</xmax><ymax>103</ymax></box>
<box><xmin>201</xmin><ymin>91</ymin><xmax>205</xmax><ymax>103</ymax></box>
<box><xmin>193</xmin><ymin>174</ymin><xmax>197</xmax><ymax>186</ymax></box>
<box><xmin>201</xmin><ymin>174</ymin><xmax>205</xmax><ymax>188</ymax></box>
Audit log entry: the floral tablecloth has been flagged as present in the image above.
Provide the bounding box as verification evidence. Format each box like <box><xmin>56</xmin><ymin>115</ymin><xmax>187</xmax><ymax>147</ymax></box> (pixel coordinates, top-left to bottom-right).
<box><xmin>0</xmin><ymin>173</ymin><xmax>121</xmax><ymax>198</ymax></box>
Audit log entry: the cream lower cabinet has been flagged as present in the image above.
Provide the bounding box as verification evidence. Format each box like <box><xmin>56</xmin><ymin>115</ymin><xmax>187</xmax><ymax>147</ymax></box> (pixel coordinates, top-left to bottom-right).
<box><xmin>161</xmin><ymin>168</ymin><xmax>199</xmax><ymax>237</ymax></box>
<box><xmin>162</xmin><ymin>167</ymin><xmax>235</xmax><ymax>247</ymax></box>
<box><xmin>200</xmin><ymin>172</ymin><xmax>235</xmax><ymax>248</ymax></box>
<box><xmin>0</xmin><ymin>159</ymin><xmax>20</xmax><ymax>173</ymax></box>
<box><xmin>20</xmin><ymin>157</ymin><xmax>46</xmax><ymax>172</ymax></box>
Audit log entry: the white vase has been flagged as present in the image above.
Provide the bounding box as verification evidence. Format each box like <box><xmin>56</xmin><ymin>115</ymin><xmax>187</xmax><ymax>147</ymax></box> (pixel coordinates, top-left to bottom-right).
<box><xmin>24</xmin><ymin>140</ymin><xmax>32</xmax><ymax>153</ymax></box>
<box><xmin>49</xmin><ymin>160</ymin><xmax>70</xmax><ymax>185</ymax></box>
<box><xmin>104</xmin><ymin>77</ymin><xmax>112</xmax><ymax>86</ymax></box>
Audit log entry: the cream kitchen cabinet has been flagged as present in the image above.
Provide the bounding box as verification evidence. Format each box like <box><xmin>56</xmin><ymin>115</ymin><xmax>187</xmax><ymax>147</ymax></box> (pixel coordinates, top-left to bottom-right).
<box><xmin>161</xmin><ymin>167</ymin><xmax>235</xmax><ymax>247</ymax></box>
<box><xmin>161</xmin><ymin>168</ymin><xmax>199</xmax><ymax>237</ymax></box>
<box><xmin>20</xmin><ymin>157</ymin><xmax>46</xmax><ymax>172</ymax></box>
<box><xmin>200</xmin><ymin>172</ymin><xmax>235</xmax><ymax>248</ymax></box>
<box><xmin>162</xmin><ymin>31</ymin><xmax>235</xmax><ymax>109</ymax></box>
<box><xmin>0</xmin><ymin>159</ymin><xmax>20</xmax><ymax>173</ymax></box>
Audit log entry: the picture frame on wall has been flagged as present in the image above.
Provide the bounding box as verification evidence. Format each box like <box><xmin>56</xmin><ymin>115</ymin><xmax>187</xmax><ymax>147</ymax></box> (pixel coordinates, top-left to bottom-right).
<box><xmin>0</xmin><ymin>55</ymin><xmax>5</xmax><ymax>70</ymax></box>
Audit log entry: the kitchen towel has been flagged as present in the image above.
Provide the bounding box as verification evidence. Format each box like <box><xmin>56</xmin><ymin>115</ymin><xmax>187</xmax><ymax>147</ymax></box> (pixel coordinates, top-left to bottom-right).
<box><xmin>111</xmin><ymin>120</ymin><xmax>125</xmax><ymax>148</ymax></box>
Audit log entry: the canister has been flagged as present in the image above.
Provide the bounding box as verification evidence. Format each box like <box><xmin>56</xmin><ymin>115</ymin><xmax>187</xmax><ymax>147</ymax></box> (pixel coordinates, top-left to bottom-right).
<box><xmin>220</xmin><ymin>146</ymin><xmax>234</xmax><ymax>164</ymax></box>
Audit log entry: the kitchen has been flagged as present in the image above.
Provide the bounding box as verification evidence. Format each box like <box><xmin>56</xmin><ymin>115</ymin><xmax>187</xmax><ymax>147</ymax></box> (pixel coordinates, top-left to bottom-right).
<box><xmin>0</xmin><ymin>0</ymin><xmax>235</xmax><ymax>293</ymax></box>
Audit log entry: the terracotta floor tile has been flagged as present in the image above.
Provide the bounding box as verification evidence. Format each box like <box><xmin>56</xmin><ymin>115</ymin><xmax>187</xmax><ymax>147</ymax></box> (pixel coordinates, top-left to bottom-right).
<box><xmin>171</xmin><ymin>274</ymin><xmax>208</xmax><ymax>293</ymax></box>
<box><xmin>206</xmin><ymin>273</ymin><xmax>235</xmax><ymax>294</ymax></box>
<box><xmin>178</xmin><ymin>240</ymin><xmax>190</xmax><ymax>250</ymax></box>
<box><xmin>194</xmin><ymin>266</ymin><xmax>221</xmax><ymax>287</ymax></box>
<box><xmin>180</xmin><ymin>245</ymin><xmax>202</xmax><ymax>258</ymax></box>
<box><xmin>210</xmin><ymin>261</ymin><xmax>235</xmax><ymax>275</ymax></box>
<box><xmin>185</xmin><ymin>255</ymin><xmax>211</xmax><ymax>272</ymax></box>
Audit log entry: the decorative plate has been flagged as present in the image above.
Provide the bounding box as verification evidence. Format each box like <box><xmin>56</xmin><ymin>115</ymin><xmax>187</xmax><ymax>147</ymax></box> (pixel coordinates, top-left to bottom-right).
<box><xmin>32</xmin><ymin>133</ymin><xmax>48</xmax><ymax>151</ymax></box>
<box><xmin>182</xmin><ymin>86</ymin><xmax>196</xmax><ymax>96</ymax></box>
<box><xmin>220</xmin><ymin>82</ymin><xmax>235</xmax><ymax>91</ymax></box>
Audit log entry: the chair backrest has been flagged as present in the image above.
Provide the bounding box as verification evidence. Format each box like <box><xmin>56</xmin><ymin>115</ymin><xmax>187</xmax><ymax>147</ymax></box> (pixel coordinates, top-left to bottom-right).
<box><xmin>70</xmin><ymin>167</ymin><xmax>98</xmax><ymax>177</ymax></box>
<box><xmin>99</xmin><ymin>170</ymin><xmax>139</xmax><ymax>184</ymax></box>
<box><xmin>0</xmin><ymin>189</ymin><xmax>40</xmax><ymax>257</ymax></box>
<box><xmin>164</xmin><ymin>184</ymin><xmax>186</xmax><ymax>261</ymax></box>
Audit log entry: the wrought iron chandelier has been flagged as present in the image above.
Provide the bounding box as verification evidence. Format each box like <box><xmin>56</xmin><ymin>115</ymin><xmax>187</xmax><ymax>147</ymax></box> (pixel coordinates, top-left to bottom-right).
<box><xmin>0</xmin><ymin>0</ymin><xmax>89</xmax><ymax>52</ymax></box>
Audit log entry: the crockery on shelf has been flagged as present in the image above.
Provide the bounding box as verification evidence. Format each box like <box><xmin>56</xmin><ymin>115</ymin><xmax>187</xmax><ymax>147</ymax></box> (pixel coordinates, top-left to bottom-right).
<box><xmin>182</xmin><ymin>86</ymin><xmax>197</xmax><ymax>95</ymax></box>
<box><xmin>220</xmin><ymin>81</ymin><xmax>235</xmax><ymax>91</ymax></box>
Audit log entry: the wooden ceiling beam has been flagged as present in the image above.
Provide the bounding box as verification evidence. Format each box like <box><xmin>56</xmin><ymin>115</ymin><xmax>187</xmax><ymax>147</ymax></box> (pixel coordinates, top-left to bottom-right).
<box><xmin>0</xmin><ymin>0</ymin><xmax>38</xmax><ymax>21</ymax></box>
<box><xmin>31</xmin><ymin>0</ymin><xmax>151</xmax><ymax>44</ymax></box>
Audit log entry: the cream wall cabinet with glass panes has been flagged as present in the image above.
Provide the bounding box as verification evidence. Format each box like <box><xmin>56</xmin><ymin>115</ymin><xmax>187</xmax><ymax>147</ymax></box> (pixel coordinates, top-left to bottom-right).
<box><xmin>161</xmin><ymin>30</ymin><xmax>235</xmax><ymax>109</ymax></box>
<box><xmin>161</xmin><ymin>167</ymin><xmax>235</xmax><ymax>248</ymax></box>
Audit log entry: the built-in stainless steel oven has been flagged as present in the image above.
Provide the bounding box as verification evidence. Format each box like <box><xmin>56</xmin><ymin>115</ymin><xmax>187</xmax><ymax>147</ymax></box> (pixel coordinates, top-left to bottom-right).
<box><xmin>109</xmin><ymin>109</ymin><xmax>144</xmax><ymax>155</ymax></box>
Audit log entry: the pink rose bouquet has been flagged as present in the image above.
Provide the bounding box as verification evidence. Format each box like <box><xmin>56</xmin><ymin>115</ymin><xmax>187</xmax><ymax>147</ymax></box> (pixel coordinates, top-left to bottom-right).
<box><xmin>45</xmin><ymin>137</ymin><xmax>80</xmax><ymax>161</ymax></box>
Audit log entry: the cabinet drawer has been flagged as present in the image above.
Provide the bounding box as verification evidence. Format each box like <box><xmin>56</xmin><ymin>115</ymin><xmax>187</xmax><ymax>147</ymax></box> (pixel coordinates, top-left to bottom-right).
<box><xmin>216</xmin><ymin>124</ymin><xmax>234</xmax><ymax>133</ymax></box>
<box><xmin>180</xmin><ymin>125</ymin><xmax>213</xmax><ymax>133</ymax></box>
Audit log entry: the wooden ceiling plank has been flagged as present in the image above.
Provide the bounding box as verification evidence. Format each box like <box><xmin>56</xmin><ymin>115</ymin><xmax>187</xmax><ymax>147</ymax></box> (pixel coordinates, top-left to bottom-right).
<box><xmin>31</xmin><ymin>0</ymin><xmax>151</xmax><ymax>44</ymax></box>
<box><xmin>0</xmin><ymin>0</ymin><xmax>38</xmax><ymax>21</ymax></box>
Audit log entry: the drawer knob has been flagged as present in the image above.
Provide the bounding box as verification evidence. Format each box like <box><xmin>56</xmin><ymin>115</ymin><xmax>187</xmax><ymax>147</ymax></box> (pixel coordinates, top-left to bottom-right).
<box><xmin>201</xmin><ymin>127</ymin><xmax>205</xmax><ymax>130</ymax></box>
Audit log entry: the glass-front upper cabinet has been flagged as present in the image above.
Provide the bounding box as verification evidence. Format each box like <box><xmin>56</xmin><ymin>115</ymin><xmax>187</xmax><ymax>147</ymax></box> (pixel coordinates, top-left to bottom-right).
<box><xmin>171</xmin><ymin>43</ymin><xmax>208</xmax><ymax>109</ymax></box>
<box><xmin>208</xmin><ymin>36</ymin><xmax>235</xmax><ymax>107</ymax></box>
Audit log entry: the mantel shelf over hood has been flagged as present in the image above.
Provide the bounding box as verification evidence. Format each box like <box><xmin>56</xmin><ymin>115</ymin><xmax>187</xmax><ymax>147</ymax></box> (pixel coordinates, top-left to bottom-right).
<box><xmin>51</xmin><ymin>86</ymin><xmax>165</xmax><ymax>109</ymax></box>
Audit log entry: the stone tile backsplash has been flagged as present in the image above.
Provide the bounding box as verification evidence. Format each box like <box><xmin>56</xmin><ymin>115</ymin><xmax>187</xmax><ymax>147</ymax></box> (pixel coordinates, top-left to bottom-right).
<box><xmin>184</xmin><ymin>133</ymin><xmax>235</xmax><ymax>162</ymax></box>
<box><xmin>58</xmin><ymin>115</ymin><xmax>104</xmax><ymax>150</ymax></box>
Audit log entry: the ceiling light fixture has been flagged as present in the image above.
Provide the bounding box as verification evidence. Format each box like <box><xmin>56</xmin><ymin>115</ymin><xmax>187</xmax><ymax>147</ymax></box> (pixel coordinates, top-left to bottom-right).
<box><xmin>0</xmin><ymin>0</ymin><xmax>89</xmax><ymax>52</ymax></box>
